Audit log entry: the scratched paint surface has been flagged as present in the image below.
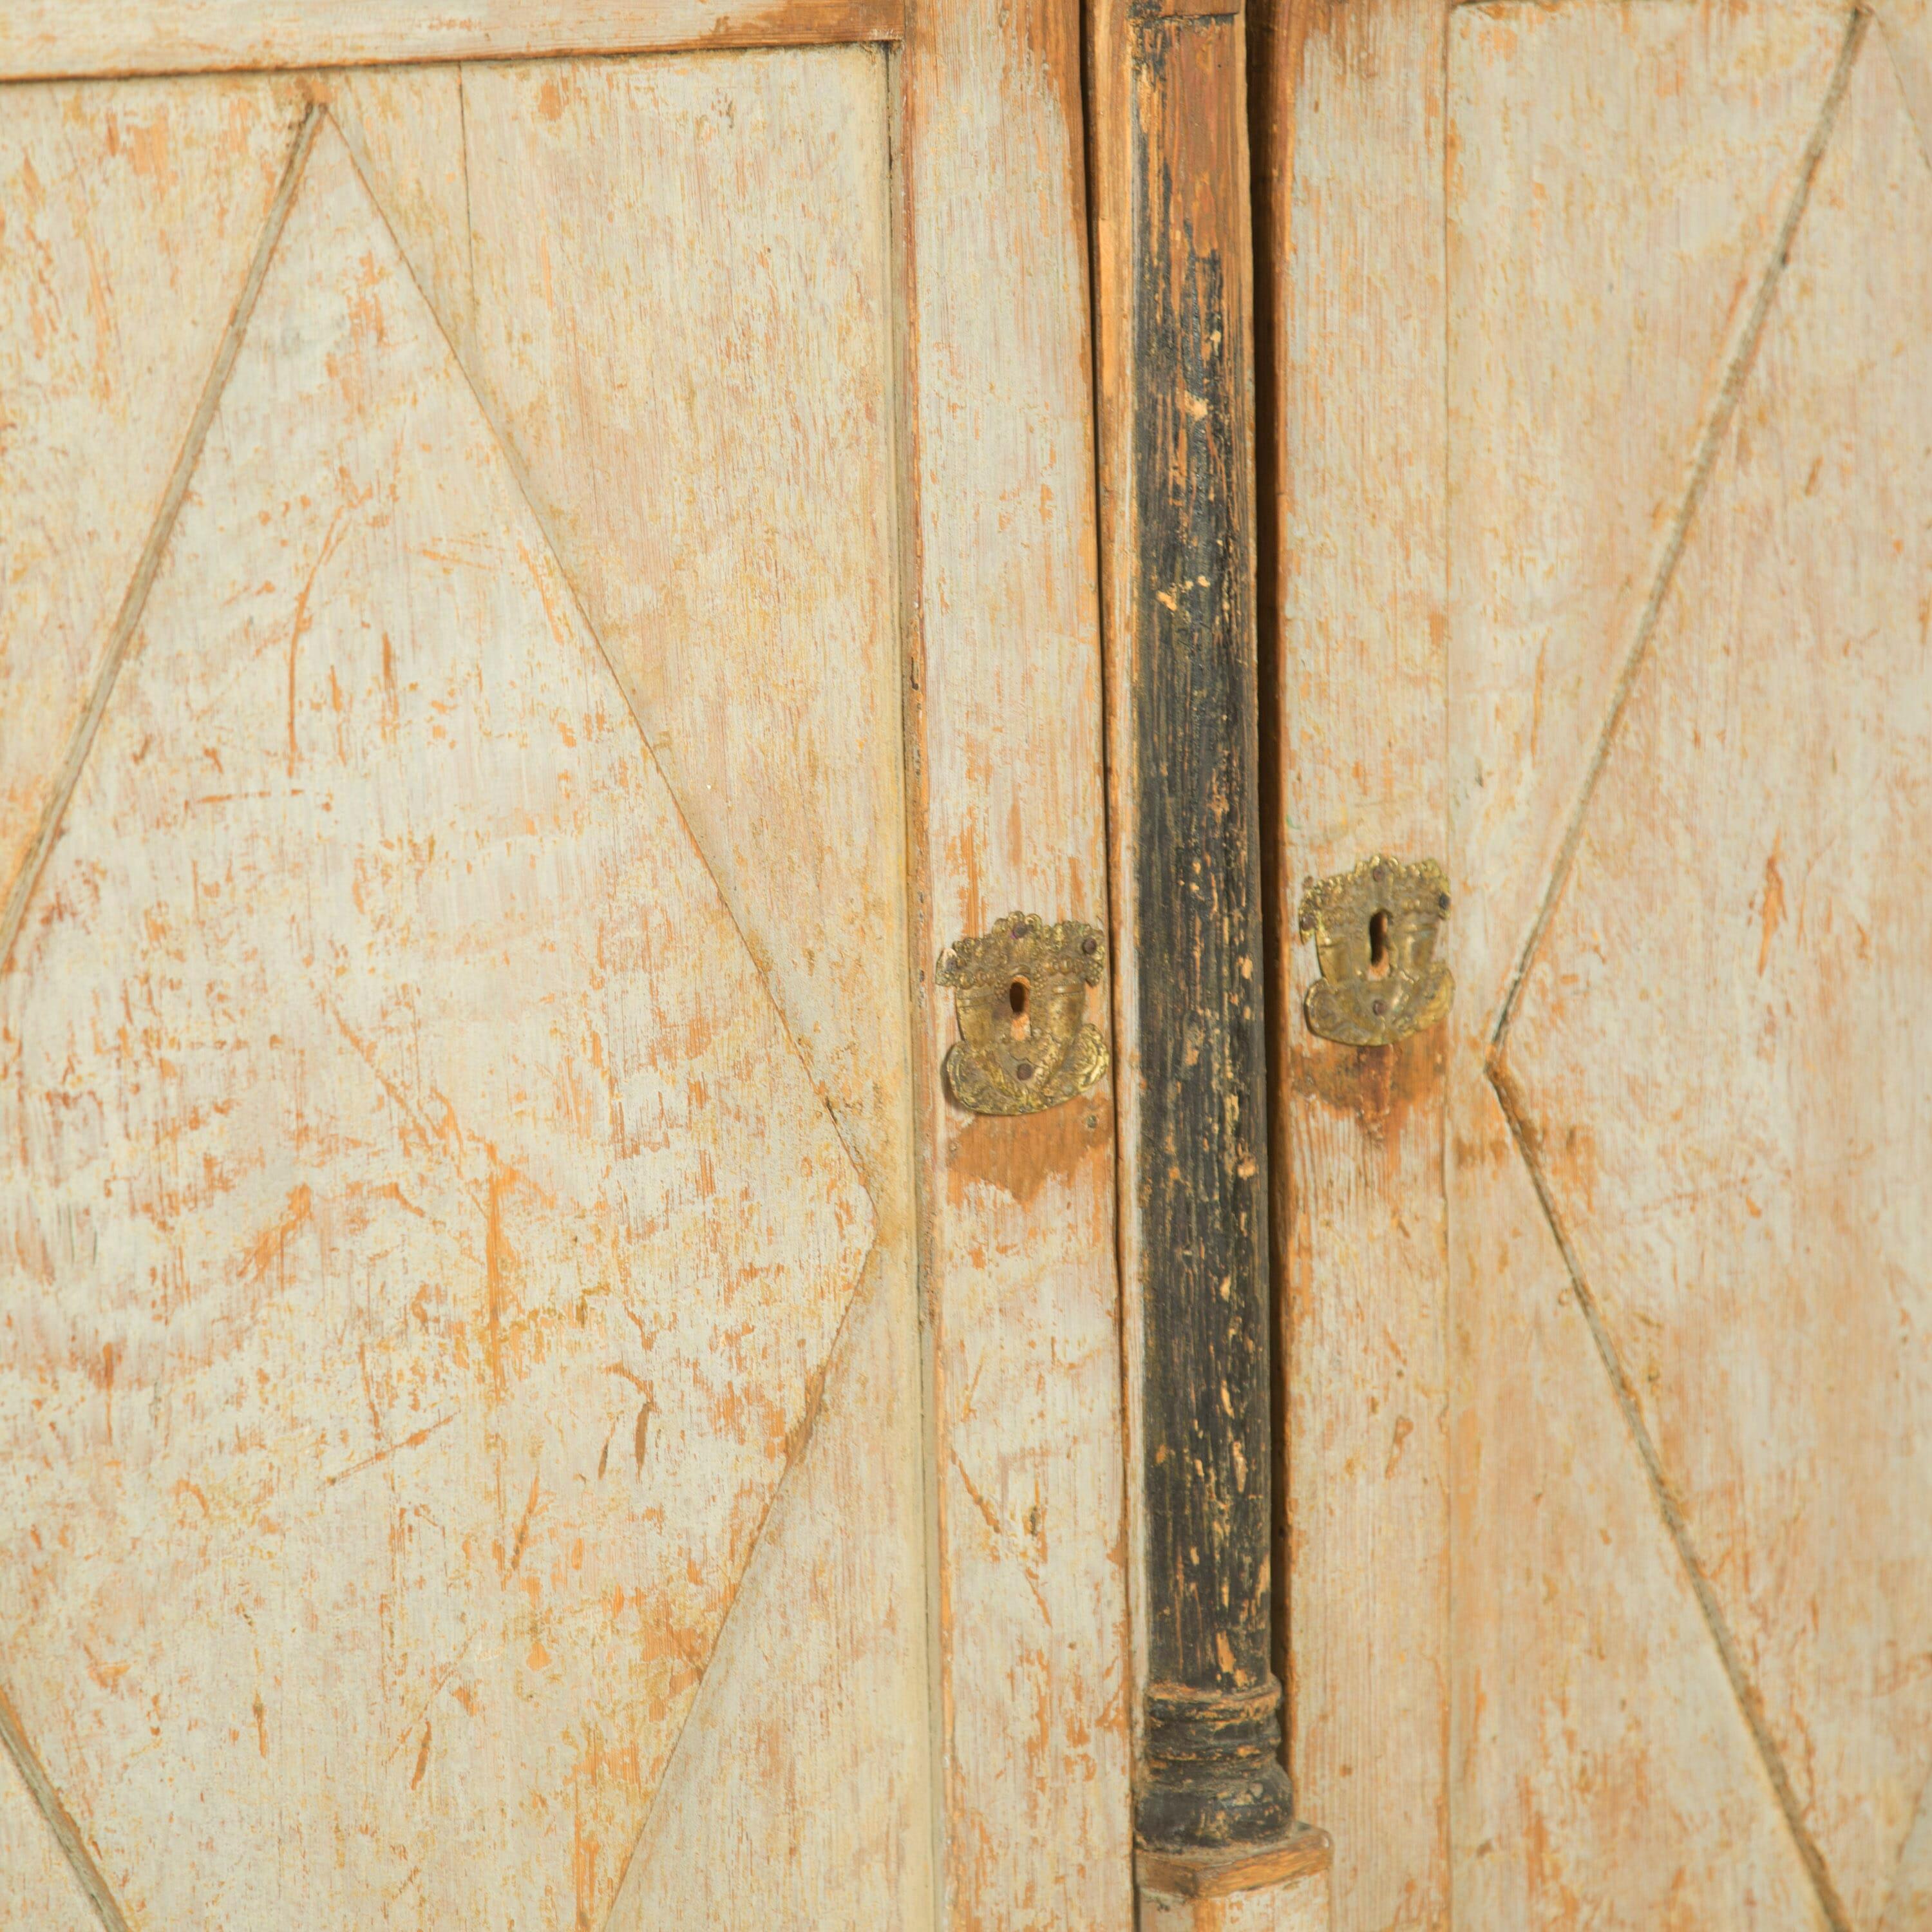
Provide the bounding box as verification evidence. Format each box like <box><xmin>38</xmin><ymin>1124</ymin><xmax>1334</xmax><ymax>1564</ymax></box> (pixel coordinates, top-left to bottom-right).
<box><xmin>310</xmin><ymin>54</ymin><xmax>940</xmax><ymax>1924</ymax></box>
<box><xmin>1450</xmin><ymin>6</ymin><xmax>1932</xmax><ymax>1928</ymax></box>
<box><xmin>0</xmin><ymin>115</ymin><xmax>871</xmax><ymax>1929</ymax></box>
<box><xmin>0</xmin><ymin>78</ymin><xmax>305</xmax><ymax>936</ymax></box>
<box><xmin>1504</xmin><ymin>34</ymin><xmax>1932</xmax><ymax>1928</ymax></box>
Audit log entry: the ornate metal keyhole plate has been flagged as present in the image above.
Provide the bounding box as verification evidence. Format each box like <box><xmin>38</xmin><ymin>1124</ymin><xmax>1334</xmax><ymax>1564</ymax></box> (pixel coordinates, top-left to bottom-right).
<box><xmin>1298</xmin><ymin>855</ymin><xmax>1453</xmax><ymax>1046</ymax></box>
<box><xmin>938</xmin><ymin>913</ymin><xmax>1109</xmax><ymax>1114</ymax></box>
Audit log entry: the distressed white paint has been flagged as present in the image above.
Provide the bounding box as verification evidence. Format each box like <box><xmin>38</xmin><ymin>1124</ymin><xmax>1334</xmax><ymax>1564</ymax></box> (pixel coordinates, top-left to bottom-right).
<box><xmin>1449</xmin><ymin>5</ymin><xmax>1932</xmax><ymax>1926</ymax></box>
<box><xmin>0</xmin><ymin>14</ymin><xmax>1132</xmax><ymax>1924</ymax></box>
<box><xmin>0</xmin><ymin>116</ymin><xmax>871</xmax><ymax>1929</ymax></box>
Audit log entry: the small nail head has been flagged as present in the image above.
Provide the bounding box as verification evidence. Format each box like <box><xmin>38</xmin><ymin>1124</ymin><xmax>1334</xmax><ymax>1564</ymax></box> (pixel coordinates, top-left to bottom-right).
<box><xmin>1016</xmin><ymin>1061</ymin><xmax>1034</xmax><ymax>1081</ymax></box>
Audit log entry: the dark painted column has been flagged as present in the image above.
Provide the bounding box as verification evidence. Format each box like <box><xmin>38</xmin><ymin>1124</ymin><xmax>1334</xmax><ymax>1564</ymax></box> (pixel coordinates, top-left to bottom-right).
<box><xmin>1122</xmin><ymin>1</ymin><xmax>1298</xmax><ymax>1854</ymax></box>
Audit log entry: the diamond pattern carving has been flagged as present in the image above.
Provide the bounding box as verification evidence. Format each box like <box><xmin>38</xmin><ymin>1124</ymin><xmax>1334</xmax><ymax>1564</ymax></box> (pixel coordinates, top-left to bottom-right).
<box><xmin>1503</xmin><ymin>40</ymin><xmax>1932</xmax><ymax>1928</ymax></box>
<box><xmin>0</xmin><ymin>117</ymin><xmax>871</xmax><ymax>1931</ymax></box>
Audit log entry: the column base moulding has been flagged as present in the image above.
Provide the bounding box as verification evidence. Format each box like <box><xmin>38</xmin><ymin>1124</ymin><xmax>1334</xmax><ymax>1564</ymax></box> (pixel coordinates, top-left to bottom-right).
<box><xmin>1138</xmin><ymin>1824</ymin><xmax>1332</xmax><ymax>1931</ymax></box>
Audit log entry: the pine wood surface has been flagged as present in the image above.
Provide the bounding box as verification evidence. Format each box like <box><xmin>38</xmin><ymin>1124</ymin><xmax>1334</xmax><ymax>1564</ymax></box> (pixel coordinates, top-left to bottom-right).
<box><xmin>0</xmin><ymin>105</ymin><xmax>878</xmax><ymax>1925</ymax></box>
<box><xmin>0</xmin><ymin>77</ymin><xmax>308</xmax><ymax>977</ymax></box>
<box><xmin>2</xmin><ymin>10</ymin><xmax>1136</xmax><ymax>1922</ymax></box>
<box><xmin>1140</xmin><ymin>1866</ymin><xmax>1330</xmax><ymax>1932</ymax></box>
<box><xmin>0</xmin><ymin>50</ymin><xmax>957</xmax><ymax>1928</ymax></box>
<box><xmin>1494</xmin><ymin>23</ymin><xmax>1932</xmax><ymax>1925</ymax></box>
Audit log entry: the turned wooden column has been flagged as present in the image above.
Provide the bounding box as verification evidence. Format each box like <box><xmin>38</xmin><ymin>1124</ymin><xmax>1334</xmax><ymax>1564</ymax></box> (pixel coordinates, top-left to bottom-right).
<box><xmin>1088</xmin><ymin>0</ymin><xmax>1300</xmax><ymax>1857</ymax></box>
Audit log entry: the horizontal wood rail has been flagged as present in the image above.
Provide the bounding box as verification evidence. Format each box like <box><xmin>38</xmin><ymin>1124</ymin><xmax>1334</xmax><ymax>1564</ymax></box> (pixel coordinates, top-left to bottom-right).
<box><xmin>0</xmin><ymin>0</ymin><xmax>901</xmax><ymax>82</ymax></box>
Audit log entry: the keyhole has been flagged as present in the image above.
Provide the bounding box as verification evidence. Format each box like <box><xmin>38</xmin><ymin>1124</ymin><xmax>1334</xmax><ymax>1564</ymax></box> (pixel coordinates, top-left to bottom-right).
<box><xmin>1367</xmin><ymin>909</ymin><xmax>1391</xmax><ymax>979</ymax></box>
<box><xmin>1009</xmin><ymin>978</ymin><xmax>1031</xmax><ymax>1039</ymax></box>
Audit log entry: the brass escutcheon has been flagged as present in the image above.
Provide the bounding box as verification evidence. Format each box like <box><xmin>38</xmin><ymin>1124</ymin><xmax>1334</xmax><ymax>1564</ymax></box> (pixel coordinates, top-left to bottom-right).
<box><xmin>1298</xmin><ymin>855</ymin><xmax>1453</xmax><ymax>1047</ymax></box>
<box><xmin>938</xmin><ymin>913</ymin><xmax>1110</xmax><ymax>1115</ymax></box>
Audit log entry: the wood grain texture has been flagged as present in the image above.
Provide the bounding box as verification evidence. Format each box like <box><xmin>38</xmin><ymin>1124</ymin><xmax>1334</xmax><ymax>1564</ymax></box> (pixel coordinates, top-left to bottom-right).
<box><xmin>1139</xmin><ymin>1824</ymin><xmax>1331</xmax><ymax>1900</ymax></box>
<box><xmin>1129</xmin><ymin>8</ymin><xmax>1275</xmax><ymax>1721</ymax></box>
<box><xmin>1447</xmin><ymin>1070</ymin><xmax>1831</xmax><ymax>1929</ymax></box>
<box><xmin>0</xmin><ymin>116</ymin><xmax>871</xmax><ymax>1929</ymax></box>
<box><xmin>1504</xmin><ymin>29</ymin><xmax>1932</xmax><ymax>1926</ymax></box>
<box><xmin>0</xmin><ymin>76</ymin><xmax>305</xmax><ymax>953</ymax></box>
<box><xmin>0</xmin><ymin>0</ymin><xmax>902</xmax><ymax>80</ymax></box>
<box><xmin>1881</xmin><ymin>1774</ymin><xmax>1932</xmax><ymax>1932</ymax></box>
<box><xmin>1877</xmin><ymin>0</ymin><xmax>1932</xmax><ymax>147</ymax></box>
<box><xmin>1248</xmin><ymin>0</ymin><xmax>1452</xmax><ymax>1917</ymax></box>
<box><xmin>1448</xmin><ymin>3</ymin><xmax>1888</xmax><ymax>1926</ymax></box>
<box><xmin>607</xmin><ymin>1262</ymin><xmax>933</xmax><ymax>1927</ymax></box>
<box><xmin>452</xmin><ymin>56</ymin><xmax>933</xmax><ymax>1918</ymax></box>
<box><xmin>316</xmin><ymin>65</ymin><xmax>477</xmax><ymax>363</ymax></box>
<box><xmin>901</xmin><ymin>0</ymin><xmax>1135</xmax><ymax>1906</ymax></box>
<box><xmin>1091</xmin><ymin>0</ymin><xmax>1298</xmax><ymax>1856</ymax></box>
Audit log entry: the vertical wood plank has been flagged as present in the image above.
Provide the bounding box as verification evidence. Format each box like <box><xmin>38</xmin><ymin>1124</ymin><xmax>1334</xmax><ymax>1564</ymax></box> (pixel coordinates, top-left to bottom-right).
<box><xmin>898</xmin><ymin>0</ymin><xmax>1135</xmax><ymax>1918</ymax></box>
<box><xmin>1247</xmin><ymin>0</ymin><xmax>1452</xmax><ymax>1923</ymax></box>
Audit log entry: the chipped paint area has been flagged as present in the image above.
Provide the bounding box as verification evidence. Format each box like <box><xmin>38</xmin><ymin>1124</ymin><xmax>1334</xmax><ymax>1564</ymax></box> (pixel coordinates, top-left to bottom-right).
<box><xmin>0</xmin><ymin>118</ymin><xmax>870</xmax><ymax>1930</ymax></box>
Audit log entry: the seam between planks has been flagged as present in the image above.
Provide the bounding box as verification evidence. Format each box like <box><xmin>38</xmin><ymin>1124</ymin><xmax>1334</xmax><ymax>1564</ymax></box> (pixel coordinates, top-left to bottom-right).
<box><xmin>0</xmin><ymin>102</ymin><xmax>323</xmax><ymax>1932</ymax></box>
<box><xmin>0</xmin><ymin>106</ymin><xmax>323</xmax><ymax>983</ymax></box>
<box><xmin>1478</xmin><ymin>15</ymin><xmax>1871</xmax><ymax>1928</ymax></box>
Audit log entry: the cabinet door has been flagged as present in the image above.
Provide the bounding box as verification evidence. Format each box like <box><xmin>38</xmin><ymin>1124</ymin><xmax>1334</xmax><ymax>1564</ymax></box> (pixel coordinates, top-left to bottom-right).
<box><xmin>0</xmin><ymin>10</ymin><xmax>1130</xmax><ymax>1930</ymax></box>
<box><xmin>1260</xmin><ymin>0</ymin><xmax>1932</xmax><ymax>1926</ymax></box>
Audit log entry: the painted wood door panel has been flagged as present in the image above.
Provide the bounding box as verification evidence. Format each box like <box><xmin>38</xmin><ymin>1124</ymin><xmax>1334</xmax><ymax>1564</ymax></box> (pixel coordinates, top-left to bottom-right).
<box><xmin>0</xmin><ymin>66</ymin><xmax>923</xmax><ymax>1931</ymax></box>
<box><xmin>1446</xmin><ymin>3</ymin><xmax>1932</xmax><ymax>1926</ymax></box>
<box><xmin>1269</xmin><ymin>0</ymin><xmax>1932</xmax><ymax>1925</ymax></box>
<box><xmin>1501</xmin><ymin>30</ymin><xmax>1932</xmax><ymax>1927</ymax></box>
<box><xmin>1446</xmin><ymin>0</ymin><xmax>1846</xmax><ymax>1030</ymax></box>
<box><xmin>301</xmin><ymin>58</ymin><xmax>939</xmax><ymax>1920</ymax></box>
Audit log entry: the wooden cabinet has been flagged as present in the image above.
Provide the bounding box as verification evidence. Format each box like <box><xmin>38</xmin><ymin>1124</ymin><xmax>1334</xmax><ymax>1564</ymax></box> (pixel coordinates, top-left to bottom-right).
<box><xmin>8</xmin><ymin>0</ymin><xmax>1925</xmax><ymax>1924</ymax></box>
